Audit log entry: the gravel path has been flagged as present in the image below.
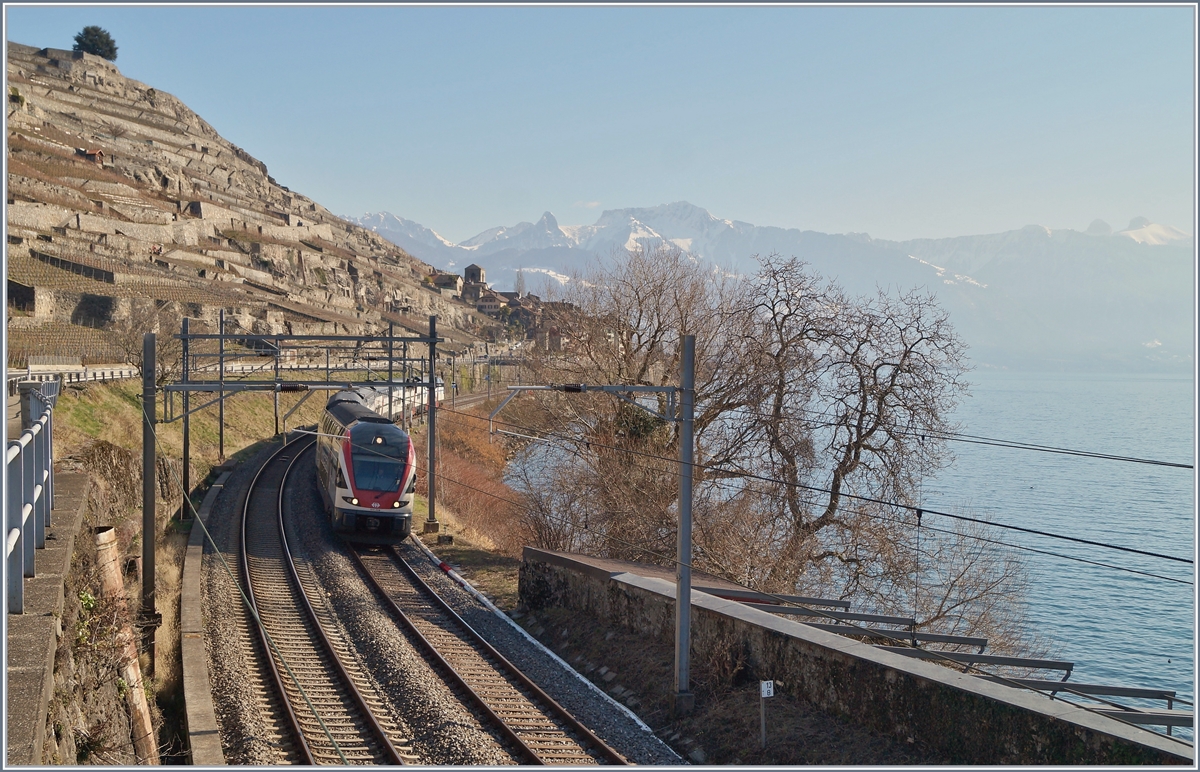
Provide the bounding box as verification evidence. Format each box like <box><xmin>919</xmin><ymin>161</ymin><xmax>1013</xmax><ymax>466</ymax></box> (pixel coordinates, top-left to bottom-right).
<box><xmin>202</xmin><ymin>437</ymin><xmax>679</xmax><ymax>765</ymax></box>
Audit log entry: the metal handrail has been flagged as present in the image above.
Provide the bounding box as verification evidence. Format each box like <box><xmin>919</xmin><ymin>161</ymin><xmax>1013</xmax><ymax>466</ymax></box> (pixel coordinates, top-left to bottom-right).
<box><xmin>6</xmin><ymin>379</ymin><xmax>59</xmax><ymax>614</ymax></box>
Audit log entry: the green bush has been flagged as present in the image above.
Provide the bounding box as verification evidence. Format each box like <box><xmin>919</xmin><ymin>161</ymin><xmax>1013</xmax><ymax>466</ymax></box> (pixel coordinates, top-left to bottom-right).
<box><xmin>73</xmin><ymin>26</ymin><xmax>118</xmax><ymax>61</ymax></box>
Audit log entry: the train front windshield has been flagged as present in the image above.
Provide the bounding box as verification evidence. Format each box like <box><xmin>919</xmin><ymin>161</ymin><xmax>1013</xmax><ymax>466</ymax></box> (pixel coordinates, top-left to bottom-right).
<box><xmin>349</xmin><ymin>423</ymin><xmax>410</xmax><ymax>492</ymax></box>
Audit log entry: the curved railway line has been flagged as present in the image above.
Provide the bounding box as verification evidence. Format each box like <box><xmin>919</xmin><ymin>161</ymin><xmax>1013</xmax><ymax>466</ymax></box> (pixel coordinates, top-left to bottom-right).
<box><xmin>240</xmin><ymin>439</ymin><xmax>411</xmax><ymax>765</ymax></box>
<box><xmin>351</xmin><ymin>543</ymin><xmax>629</xmax><ymax>765</ymax></box>
<box><xmin>237</xmin><ymin>434</ymin><xmax>628</xmax><ymax>765</ymax></box>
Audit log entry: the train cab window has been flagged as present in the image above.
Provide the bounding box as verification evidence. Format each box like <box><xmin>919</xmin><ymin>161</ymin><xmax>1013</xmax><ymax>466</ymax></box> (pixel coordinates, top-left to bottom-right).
<box><xmin>348</xmin><ymin>423</ymin><xmax>410</xmax><ymax>492</ymax></box>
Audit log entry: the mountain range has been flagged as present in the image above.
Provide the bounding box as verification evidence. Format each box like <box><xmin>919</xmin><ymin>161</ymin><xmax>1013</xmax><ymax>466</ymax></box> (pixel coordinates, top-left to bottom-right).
<box><xmin>346</xmin><ymin>203</ymin><xmax>1194</xmax><ymax>372</ymax></box>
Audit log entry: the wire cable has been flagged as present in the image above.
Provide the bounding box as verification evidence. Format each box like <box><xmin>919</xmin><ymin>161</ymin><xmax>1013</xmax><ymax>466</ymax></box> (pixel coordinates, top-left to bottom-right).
<box><xmin>696</xmin><ymin>401</ymin><xmax>1194</xmax><ymax>470</ymax></box>
<box><xmin>440</xmin><ymin>405</ymin><xmax>1195</xmax><ymax>566</ymax></box>
<box><xmin>138</xmin><ymin>403</ymin><xmax>350</xmax><ymax>763</ymax></box>
<box><xmin>400</xmin><ymin>455</ymin><xmax>1193</xmax><ymax>743</ymax></box>
<box><xmin>442</xmin><ymin>410</ymin><xmax>1195</xmax><ymax>586</ymax></box>
<box><xmin>300</xmin><ymin>395</ymin><xmax>1193</xmax><ymax>741</ymax></box>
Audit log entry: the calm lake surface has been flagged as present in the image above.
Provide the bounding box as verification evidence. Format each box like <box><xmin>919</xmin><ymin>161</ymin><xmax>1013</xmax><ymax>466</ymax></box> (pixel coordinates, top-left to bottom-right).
<box><xmin>922</xmin><ymin>370</ymin><xmax>1195</xmax><ymax>728</ymax></box>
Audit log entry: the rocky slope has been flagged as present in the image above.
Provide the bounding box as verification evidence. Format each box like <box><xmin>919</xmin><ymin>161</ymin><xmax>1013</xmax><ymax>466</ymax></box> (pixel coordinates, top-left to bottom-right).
<box><xmin>6</xmin><ymin>42</ymin><xmax>490</xmax><ymax>365</ymax></box>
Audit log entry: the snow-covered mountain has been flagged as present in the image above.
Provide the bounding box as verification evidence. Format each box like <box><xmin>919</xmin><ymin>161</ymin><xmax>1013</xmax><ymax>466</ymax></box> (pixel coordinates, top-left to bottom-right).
<box><xmin>345</xmin><ymin>204</ymin><xmax>1194</xmax><ymax>372</ymax></box>
<box><xmin>351</xmin><ymin>212</ymin><xmax>462</xmax><ymax>265</ymax></box>
<box><xmin>1116</xmin><ymin>216</ymin><xmax>1193</xmax><ymax>246</ymax></box>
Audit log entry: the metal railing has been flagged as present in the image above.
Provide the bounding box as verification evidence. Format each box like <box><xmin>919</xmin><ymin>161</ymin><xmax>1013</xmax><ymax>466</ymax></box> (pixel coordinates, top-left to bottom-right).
<box><xmin>6</xmin><ymin>378</ymin><xmax>59</xmax><ymax>614</ymax></box>
<box><xmin>26</xmin><ymin>355</ymin><xmax>81</xmax><ymax>368</ymax></box>
<box><xmin>7</xmin><ymin>366</ymin><xmax>137</xmax><ymax>396</ymax></box>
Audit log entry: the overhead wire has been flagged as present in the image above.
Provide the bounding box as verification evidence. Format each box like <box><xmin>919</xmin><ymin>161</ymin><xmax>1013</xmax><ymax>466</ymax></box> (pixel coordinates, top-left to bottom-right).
<box><xmin>450</xmin><ymin>409</ymin><xmax>1195</xmax><ymax>586</ymax></box>
<box><xmin>694</xmin><ymin>401</ymin><xmax>1194</xmax><ymax>470</ymax></box>
<box><xmin>439</xmin><ymin>404</ymin><xmax>1195</xmax><ymax>566</ymax></box>
<box><xmin>287</xmin><ymin>394</ymin><xmax>1194</xmax><ymax>742</ymax></box>
<box><xmin>396</xmin><ymin>453</ymin><xmax>1192</xmax><ymax>743</ymax></box>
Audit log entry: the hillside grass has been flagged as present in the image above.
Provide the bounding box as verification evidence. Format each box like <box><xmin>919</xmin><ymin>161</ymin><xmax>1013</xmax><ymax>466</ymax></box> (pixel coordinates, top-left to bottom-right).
<box><xmin>53</xmin><ymin>379</ymin><xmax>328</xmax><ymax>474</ymax></box>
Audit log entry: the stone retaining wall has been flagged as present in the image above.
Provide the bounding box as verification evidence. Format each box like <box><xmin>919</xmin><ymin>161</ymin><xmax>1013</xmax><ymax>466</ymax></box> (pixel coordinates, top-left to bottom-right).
<box><xmin>519</xmin><ymin>548</ymin><xmax>1192</xmax><ymax>765</ymax></box>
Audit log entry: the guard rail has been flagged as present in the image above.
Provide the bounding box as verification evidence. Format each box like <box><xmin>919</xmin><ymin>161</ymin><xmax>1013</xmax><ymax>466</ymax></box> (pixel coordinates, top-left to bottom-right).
<box><xmin>6</xmin><ymin>378</ymin><xmax>59</xmax><ymax>613</ymax></box>
<box><xmin>7</xmin><ymin>366</ymin><xmax>138</xmax><ymax>396</ymax></box>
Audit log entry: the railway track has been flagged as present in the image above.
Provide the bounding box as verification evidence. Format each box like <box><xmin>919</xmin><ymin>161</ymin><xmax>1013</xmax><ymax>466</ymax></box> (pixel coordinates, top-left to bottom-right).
<box><xmin>350</xmin><ymin>543</ymin><xmax>630</xmax><ymax>766</ymax></box>
<box><xmin>241</xmin><ymin>439</ymin><xmax>413</xmax><ymax>765</ymax></box>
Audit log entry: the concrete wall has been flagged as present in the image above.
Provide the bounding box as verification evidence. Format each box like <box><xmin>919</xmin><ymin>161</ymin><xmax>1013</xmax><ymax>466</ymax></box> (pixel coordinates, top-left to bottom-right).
<box><xmin>519</xmin><ymin>548</ymin><xmax>1192</xmax><ymax>765</ymax></box>
<box><xmin>187</xmin><ymin>200</ymin><xmax>236</xmax><ymax>222</ymax></box>
<box><xmin>112</xmin><ymin>221</ymin><xmax>175</xmax><ymax>242</ymax></box>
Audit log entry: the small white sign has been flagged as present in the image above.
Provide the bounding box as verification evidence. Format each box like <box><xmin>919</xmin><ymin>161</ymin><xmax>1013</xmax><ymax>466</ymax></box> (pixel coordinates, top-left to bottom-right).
<box><xmin>760</xmin><ymin>680</ymin><xmax>775</xmax><ymax>698</ymax></box>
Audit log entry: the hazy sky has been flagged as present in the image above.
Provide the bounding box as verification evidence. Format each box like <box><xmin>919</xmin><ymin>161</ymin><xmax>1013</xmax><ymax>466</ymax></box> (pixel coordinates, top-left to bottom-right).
<box><xmin>5</xmin><ymin>5</ymin><xmax>1195</xmax><ymax>243</ymax></box>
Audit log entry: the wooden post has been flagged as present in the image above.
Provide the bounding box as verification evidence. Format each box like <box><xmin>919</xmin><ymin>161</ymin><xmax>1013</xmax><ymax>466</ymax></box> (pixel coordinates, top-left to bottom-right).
<box><xmin>95</xmin><ymin>527</ymin><xmax>160</xmax><ymax>765</ymax></box>
<box><xmin>218</xmin><ymin>310</ymin><xmax>224</xmax><ymax>462</ymax></box>
<box><xmin>141</xmin><ymin>334</ymin><xmax>158</xmax><ymax>675</ymax></box>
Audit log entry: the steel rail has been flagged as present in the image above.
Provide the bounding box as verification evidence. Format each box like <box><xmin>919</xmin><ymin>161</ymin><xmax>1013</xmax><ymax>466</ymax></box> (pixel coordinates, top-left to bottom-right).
<box><xmin>239</xmin><ymin>440</ymin><xmax>314</xmax><ymax>765</ymax></box>
<box><xmin>351</xmin><ymin>543</ymin><xmax>629</xmax><ymax>765</ymax></box>
<box><xmin>348</xmin><ymin>545</ymin><xmax>542</xmax><ymax>764</ymax></box>
<box><xmin>277</xmin><ymin>442</ymin><xmax>406</xmax><ymax>765</ymax></box>
<box><xmin>241</xmin><ymin>438</ymin><xmax>405</xmax><ymax>765</ymax></box>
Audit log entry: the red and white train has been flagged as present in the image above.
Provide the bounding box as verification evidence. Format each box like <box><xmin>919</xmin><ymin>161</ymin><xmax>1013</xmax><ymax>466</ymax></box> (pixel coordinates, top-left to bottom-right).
<box><xmin>316</xmin><ymin>389</ymin><xmax>418</xmax><ymax>542</ymax></box>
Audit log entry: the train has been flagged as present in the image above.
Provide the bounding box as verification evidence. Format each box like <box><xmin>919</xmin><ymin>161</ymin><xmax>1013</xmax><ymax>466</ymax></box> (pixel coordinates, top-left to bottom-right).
<box><xmin>352</xmin><ymin>378</ymin><xmax>446</xmax><ymax>421</ymax></box>
<box><xmin>315</xmin><ymin>388</ymin><xmax>426</xmax><ymax>543</ymax></box>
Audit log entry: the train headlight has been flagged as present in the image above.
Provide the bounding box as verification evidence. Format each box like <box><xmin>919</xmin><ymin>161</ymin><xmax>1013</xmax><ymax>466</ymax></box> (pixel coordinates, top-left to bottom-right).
<box><xmin>392</xmin><ymin>500</ymin><xmax>401</xmax><ymax>508</ymax></box>
<box><xmin>351</xmin><ymin>497</ymin><xmax>359</xmax><ymax>506</ymax></box>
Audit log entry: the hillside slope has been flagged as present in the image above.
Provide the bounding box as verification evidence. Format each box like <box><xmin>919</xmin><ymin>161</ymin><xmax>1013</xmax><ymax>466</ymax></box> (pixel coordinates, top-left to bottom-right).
<box><xmin>6</xmin><ymin>42</ymin><xmax>490</xmax><ymax>364</ymax></box>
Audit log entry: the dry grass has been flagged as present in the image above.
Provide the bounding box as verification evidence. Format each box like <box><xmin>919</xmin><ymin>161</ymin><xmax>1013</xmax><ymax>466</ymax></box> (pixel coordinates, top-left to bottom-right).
<box><xmin>53</xmin><ymin>379</ymin><xmax>327</xmax><ymax>469</ymax></box>
<box><xmin>411</xmin><ymin>402</ymin><xmax>527</xmax><ymax>558</ymax></box>
<box><xmin>411</xmin><ymin>509</ymin><xmax>523</xmax><ymax>610</ymax></box>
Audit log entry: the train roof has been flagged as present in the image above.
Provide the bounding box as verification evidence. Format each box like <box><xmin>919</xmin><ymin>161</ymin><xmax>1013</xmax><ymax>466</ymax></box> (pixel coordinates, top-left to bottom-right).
<box><xmin>326</xmin><ymin>390</ymin><xmax>393</xmax><ymax>427</ymax></box>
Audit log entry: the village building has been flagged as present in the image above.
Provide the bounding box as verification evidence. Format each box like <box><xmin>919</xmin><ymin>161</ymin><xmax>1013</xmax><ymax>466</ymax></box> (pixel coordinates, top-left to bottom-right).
<box><xmin>475</xmin><ymin>289</ymin><xmax>504</xmax><ymax>315</ymax></box>
<box><xmin>461</xmin><ymin>263</ymin><xmax>488</xmax><ymax>303</ymax></box>
<box><xmin>432</xmin><ymin>272</ymin><xmax>463</xmax><ymax>297</ymax></box>
<box><xmin>74</xmin><ymin>147</ymin><xmax>104</xmax><ymax>165</ymax></box>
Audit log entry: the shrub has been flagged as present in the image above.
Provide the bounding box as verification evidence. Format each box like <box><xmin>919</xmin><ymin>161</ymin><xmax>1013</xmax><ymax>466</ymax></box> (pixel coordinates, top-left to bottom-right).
<box><xmin>73</xmin><ymin>26</ymin><xmax>118</xmax><ymax>61</ymax></box>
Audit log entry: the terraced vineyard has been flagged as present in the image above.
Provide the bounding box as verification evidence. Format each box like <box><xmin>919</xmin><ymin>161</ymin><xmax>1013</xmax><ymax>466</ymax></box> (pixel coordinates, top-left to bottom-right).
<box><xmin>6</xmin><ymin>42</ymin><xmax>494</xmax><ymax>369</ymax></box>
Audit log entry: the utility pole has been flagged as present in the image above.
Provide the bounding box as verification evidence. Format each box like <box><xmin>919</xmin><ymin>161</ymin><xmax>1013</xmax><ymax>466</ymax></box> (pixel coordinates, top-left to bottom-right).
<box><xmin>141</xmin><ymin>333</ymin><xmax>159</xmax><ymax>674</ymax></box>
<box><xmin>388</xmin><ymin>322</ymin><xmax>395</xmax><ymax>422</ymax></box>
<box><xmin>273</xmin><ymin>336</ymin><xmax>280</xmax><ymax>435</ymax></box>
<box><xmin>181</xmin><ymin>318</ymin><xmax>190</xmax><ymax>516</ymax></box>
<box><xmin>486</xmin><ymin>334</ymin><xmax>697</xmax><ymax>715</ymax></box>
<box><xmin>218</xmin><ymin>310</ymin><xmax>224</xmax><ymax>462</ymax></box>
<box><xmin>424</xmin><ymin>315</ymin><xmax>439</xmax><ymax>534</ymax></box>
<box><xmin>672</xmin><ymin>334</ymin><xmax>696</xmax><ymax>715</ymax></box>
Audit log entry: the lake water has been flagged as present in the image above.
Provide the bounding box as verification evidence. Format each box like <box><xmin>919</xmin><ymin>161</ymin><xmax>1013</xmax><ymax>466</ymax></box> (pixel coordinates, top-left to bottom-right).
<box><xmin>921</xmin><ymin>370</ymin><xmax>1195</xmax><ymax>734</ymax></box>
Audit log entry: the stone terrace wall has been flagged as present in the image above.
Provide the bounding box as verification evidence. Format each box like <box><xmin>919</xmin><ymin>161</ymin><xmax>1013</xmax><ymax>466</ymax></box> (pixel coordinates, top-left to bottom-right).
<box><xmin>519</xmin><ymin>548</ymin><xmax>1192</xmax><ymax>765</ymax></box>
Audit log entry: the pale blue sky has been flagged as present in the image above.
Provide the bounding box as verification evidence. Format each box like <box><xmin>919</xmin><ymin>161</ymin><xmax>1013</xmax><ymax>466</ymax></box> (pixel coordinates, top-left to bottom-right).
<box><xmin>5</xmin><ymin>5</ymin><xmax>1195</xmax><ymax>243</ymax></box>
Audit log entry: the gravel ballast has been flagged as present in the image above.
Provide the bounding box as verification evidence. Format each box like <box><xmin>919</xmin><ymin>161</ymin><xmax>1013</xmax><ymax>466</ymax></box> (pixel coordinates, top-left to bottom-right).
<box><xmin>201</xmin><ymin>437</ymin><xmax>680</xmax><ymax>765</ymax></box>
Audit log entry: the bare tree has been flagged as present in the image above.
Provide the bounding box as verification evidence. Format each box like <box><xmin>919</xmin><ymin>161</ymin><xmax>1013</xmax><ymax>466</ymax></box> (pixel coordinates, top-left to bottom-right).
<box><xmin>729</xmin><ymin>255</ymin><xmax>969</xmax><ymax>600</ymax></box>
<box><xmin>514</xmin><ymin>244</ymin><xmax>754</xmax><ymax>561</ymax></box>
<box><xmin>109</xmin><ymin>300</ymin><xmax>184</xmax><ymax>386</ymax></box>
<box><xmin>507</xmin><ymin>247</ymin><xmax>1041</xmax><ymax>654</ymax></box>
